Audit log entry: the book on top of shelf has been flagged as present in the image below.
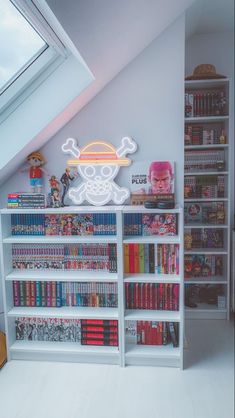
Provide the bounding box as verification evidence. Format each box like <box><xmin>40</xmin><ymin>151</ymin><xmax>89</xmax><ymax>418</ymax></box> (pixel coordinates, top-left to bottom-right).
<box><xmin>129</xmin><ymin>161</ymin><xmax>175</xmax><ymax>204</ymax></box>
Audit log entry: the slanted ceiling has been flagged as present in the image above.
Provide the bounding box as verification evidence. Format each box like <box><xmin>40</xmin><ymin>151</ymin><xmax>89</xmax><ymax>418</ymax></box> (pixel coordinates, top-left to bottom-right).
<box><xmin>0</xmin><ymin>0</ymin><xmax>195</xmax><ymax>184</ymax></box>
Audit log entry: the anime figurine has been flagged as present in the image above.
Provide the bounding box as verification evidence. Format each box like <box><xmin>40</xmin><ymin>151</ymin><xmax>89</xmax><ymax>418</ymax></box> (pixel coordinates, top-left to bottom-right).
<box><xmin>61</xmin><ymin>136</ymin><xmax>137</xmax><ymax>206</ymax></box>
<box><xmin>60</xmin><ymin>168</ymin><xmax>78</xmax><ymax>206</ymax></box>
<box><xmin>22</xmin><ymin>151</ymin><xmax>48</xmax><ymax>193</ymax></box>
<box><xmin>48</xmin><ymin>175</ymin><xmax>61</xmax><ymax>208</ymax></box>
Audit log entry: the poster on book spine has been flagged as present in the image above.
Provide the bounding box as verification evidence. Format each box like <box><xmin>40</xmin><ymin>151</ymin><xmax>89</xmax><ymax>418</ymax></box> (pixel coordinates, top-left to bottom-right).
<box><xmin>129</xmin><ymin>161</ymin><xmax>175</xmax><ymax>204</ymax></box>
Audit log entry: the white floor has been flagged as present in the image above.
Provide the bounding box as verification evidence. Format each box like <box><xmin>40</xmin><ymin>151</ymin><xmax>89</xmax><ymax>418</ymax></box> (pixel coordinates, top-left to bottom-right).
<box><xmin>0</xmin><ymin>319</ymin><xmax>234</xmax><ymax>418</ymax></box>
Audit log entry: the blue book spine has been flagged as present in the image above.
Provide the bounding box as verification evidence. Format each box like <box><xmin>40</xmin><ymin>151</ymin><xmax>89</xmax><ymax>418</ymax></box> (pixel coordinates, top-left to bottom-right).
<box><xmin>56</xmin><ymin>281</ymin><xmax>62</xmax><ymax>307</ymax></box>
<box><xmin>35</xmin><ymin>281</ymin><xmax>41</xmax><ymax>306</ymax></box>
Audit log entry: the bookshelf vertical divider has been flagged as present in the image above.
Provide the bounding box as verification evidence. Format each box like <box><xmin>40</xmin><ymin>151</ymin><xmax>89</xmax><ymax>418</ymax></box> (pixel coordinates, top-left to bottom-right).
<box><xmin>116</xmin><ymin>209</ymin><xmax>125</xmax><ymax>367</ymax></box>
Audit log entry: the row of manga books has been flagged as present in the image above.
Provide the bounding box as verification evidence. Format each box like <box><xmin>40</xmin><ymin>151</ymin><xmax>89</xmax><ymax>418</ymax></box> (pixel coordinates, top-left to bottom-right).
<box><xmin>185</xmin><ymin>124</ymin><xmax>226</xmax><ymax>146</ymax></box>
<box><xmin>13</xmin><ymin>281</ymin><xmax>118</xmax><ymax>308</ymax></box>
<box><xmin>184</xmin><ymin>175</ymin><xmax>225</xmax><ymax>199</ymax></box>
<box><xmin>184</xmin><ymin>228</ymin><xmax>224</xmax><ymax>249</ymax></box>
<box><xmin>81</xmin><ymin>320</ymin><xmax>118</xmax><ymax>346</ymax></box>
<box><xmin>184</xmin><ymin>149</ymin><xmax>225</xmax><ymax>172</ymax></box>
<box><xmin>185</xmin><ymin>89</ymin><xmax>227</xmax><ymax>118</ymax></box>
<box><xmin>184</xmin><ymin>202</ymin><xmax>225</xmax><ymax>225</ymax></box>
<box><xmin>11</xmin><ymin>213</ymin><xmax>116</xmax><ymax>236</ymax></box>
<box><xmin>124</xmin><ymin>244</ymin><xmax>179</xmax><ymax>275</ymax></box>
<box><xmin>125</xmin><ymin>283</ymin><xmax>179</xmax><ymax>311</ymax></box>
<box><xmin>16</xmin><ymin>317</ymin><xmax>81</xmax><ymax>342</ymax></box>
<box><xmin>125</xmin><ymin>320</ymin><xmax>179</xmax><ymax>347</ymax></box>
<box><xmin>12</xmin><ymin>243</ymin><xmax>117</xmax><ymax>272</ymax></box>
<box><xmin>124</xmin><ymin>213</ymin><xmax>177</xmax><ymax>236</ymax></box>
<box><xmin>15</xmin><ymin>318</ymin><xmax>119</xmax><ymax>346</ymax></box>
<box><xmin>184</xmin><ymin>255</ymin><xmax>223</xmax><ymax>279</ymax></box>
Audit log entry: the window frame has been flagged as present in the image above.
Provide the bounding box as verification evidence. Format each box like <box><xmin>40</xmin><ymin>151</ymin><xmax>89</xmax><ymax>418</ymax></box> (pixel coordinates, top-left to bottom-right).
<box><xmin>0</xmin><ymin>0</ymin><xmax>68</xmax><ymax>121</ymax></box>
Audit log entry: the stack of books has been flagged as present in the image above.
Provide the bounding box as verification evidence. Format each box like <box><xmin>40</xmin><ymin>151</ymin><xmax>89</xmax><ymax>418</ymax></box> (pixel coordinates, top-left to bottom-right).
<box><xmin>8</xmin><ymin>193</ymin><xmax>45</xmax><ymax>208</ymax></box>
<box><xmin>81</xmin><ymin>319</ymin><xmax>118</xmax><ymax>346</ymax></box>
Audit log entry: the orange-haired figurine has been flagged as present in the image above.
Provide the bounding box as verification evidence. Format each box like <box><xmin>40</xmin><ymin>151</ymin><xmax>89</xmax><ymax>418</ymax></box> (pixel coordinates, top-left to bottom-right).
<box><xmin>22</xmin><ymin>151</ymin><xmax>48</xmax><ymax>193</ymax></box>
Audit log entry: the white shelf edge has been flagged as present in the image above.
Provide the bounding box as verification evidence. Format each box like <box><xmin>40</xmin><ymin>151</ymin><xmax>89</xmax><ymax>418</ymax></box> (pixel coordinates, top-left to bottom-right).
<box><xmin>184</xmin><ymin>198</ymin><xmax>228</xmax><ymax>202</ymax></box>
<box><xmin>6</xmin><ymin>270</ymin><xmax>118</xmax><ymax>282</ymax></box>
<box><xmin>123</xmin><ymin>236</ymin><xmax>180</xmax><ymax>244</ymax></box>
<box><xmin>122</xmin><ymin>205</ymin><xmax>182</xmax><ymax>213</ymax></box>
<box><xmin>9</xmin><ymin>340</ymin><xmax>119</xmax><ymax>355</ymax></box>
<box><xmin>7</xmin><ymin>307</ymin><xmax>119</xmax><ymax>319</ymax></box>
<box><xmin>124</xmin><ymin>310</ymin><xmax>180</xmax><ymax>322</ymax></box>
<box><xmin>185</xmin><ymin>144</ymin><xmax>229</xmax><ymax>149</ymax></box>
<box><xmin>125</xmin><ymin>344</ymin><xmax>180</xmax><ymax>358</ymax></box>
<box><xmin>185</xmin><ymin>116</ymin><xmax>229</xmax><ymax>122</ymax></box>
<box><xmin>184</xmin><ymin>224</ymin><xmax>228</xmax><ymax>229</ymax></box>
<box><xmin>184</xmin><ymin>250</ymin><xmax>227</xmax><ymax>255</ymax></box>
<box><xmin>3</xmin><ymin>236</ymin><xmax>117</xmax><ymax>244</ymax></box>
<box><xmin>184</xmin><ymin>171</ymin><xmax>228</xmax><ymax>176</ymax></box>
<box><xmin>1</xmin><ymin>206</ymin><xmax>123</xmax><ymax>214</ymax></box>
<box><xmin>124</xmin><ymin>274</ymin><xmax>180</xmax><ymax>283</ymax></box>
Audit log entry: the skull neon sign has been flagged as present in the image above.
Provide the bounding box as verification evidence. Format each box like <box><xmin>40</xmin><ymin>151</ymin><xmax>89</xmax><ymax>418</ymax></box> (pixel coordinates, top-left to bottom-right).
<box><xmin>61</xmin><ymin>136</ymin><xmax>137</xmax><ymax>206</ymax></box>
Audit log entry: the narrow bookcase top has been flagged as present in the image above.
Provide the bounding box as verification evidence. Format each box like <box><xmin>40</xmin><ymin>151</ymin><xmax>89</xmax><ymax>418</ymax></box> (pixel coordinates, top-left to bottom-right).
<box><xmin>185</xmin><ymin>78</ymin><xmax>229</xmax><ymax>88</ymax></box>
<box><xmin>1</xmin><ymin>204</ymin><xmax>182</xmax><ymax>214</ymax></box>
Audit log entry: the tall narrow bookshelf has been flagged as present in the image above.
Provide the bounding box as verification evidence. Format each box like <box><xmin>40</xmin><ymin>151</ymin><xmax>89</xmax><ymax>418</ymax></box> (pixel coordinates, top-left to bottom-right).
<box><xmin>184</xmin><ymin>78</ymin><xmax>231</xmax><ymax>319</ymax></box>
<box><xmin>0</xmin><ymin>205</ymin><xmax>183</xmax><ymax>368</ymax></box>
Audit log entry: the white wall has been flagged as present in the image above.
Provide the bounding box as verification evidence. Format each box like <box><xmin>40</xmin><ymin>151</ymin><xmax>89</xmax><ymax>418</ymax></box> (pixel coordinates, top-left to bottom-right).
<box><xmin>185</xmin><ymin>31</ymin><xmax>234</xmax><ymax>225</ymax></box>
<box><xmin>0</xmin><ymin>16</ymin><xmax>185</xmax><ymax>330</ymax></box>
<box><xmin>1</xmin><ymin>16</ymin><xmax>185</xmax><ymax>206</ymax></box>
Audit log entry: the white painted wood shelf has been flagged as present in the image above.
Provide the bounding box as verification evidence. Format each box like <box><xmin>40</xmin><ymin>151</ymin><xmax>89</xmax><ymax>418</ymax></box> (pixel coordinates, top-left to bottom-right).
<box><xmin>184</xmin><ymin>77</ymin><xmax>231</xmax><ymax>321</ymax></box>
<box><xmin>0</xmin><ymin>205</ymin><xmax>184</xmax><ymax>368</ymax></box>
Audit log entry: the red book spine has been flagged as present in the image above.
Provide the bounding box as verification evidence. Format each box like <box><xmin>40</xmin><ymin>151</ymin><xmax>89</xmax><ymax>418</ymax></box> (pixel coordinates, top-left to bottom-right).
<box><xmin>30</xmin><ymin>281</ymin><xmax>36</xmax><ymax>307</ymax></box>
<box><xmin>51</xmin><ymin>281</ymin><xmax>57</xmax><ymax>307</ymax></box>
<box><xmin>134</xmin><ymin>283</ymin><xmax>139</xmax><ymax>309</ymax></box>
<box><xmin>46</xmin><ymin>281</ymin><xmax>52</xmax><ymax>307</ymax></box>
<box><xmin>25</xmin><ymin>281</ymin><xmax>31</xmax><ymax>307</ymax></box>
<box><xmin>13</xmin><ymin>281</ymin><xmax>20</xmax><ymax>306</ymax></box>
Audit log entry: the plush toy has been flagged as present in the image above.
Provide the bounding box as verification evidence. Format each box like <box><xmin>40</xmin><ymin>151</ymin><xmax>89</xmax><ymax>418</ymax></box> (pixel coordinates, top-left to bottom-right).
<box><xmin>21</xmin><ymin>151</ymin><xmax>48</xmax><ymax>193</ymax></box>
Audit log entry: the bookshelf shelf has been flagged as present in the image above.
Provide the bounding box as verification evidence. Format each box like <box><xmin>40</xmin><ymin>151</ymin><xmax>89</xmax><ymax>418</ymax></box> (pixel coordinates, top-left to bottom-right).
<box><xmin>6</xmin><ymin>270</ymin><xmax>118</xmax><ymax>282</ymax></box>
<box><xmin>3</xmin><ymin>235</ymin><xmax>117</xmax><ymax>244</ymax></box>
<box><xmin>124</xmin><ymin>273</ymin><xmax>180</xmax><ymax>283</ymax></box>
<box><xmin>124</xmin><ymin>310</ymin><xmax>180</xmax><ymax>322</ymax></box>
<box><xmin>184</xmin><ymin>224</ymin><xmax>228</xmax><ymax>229</ymax></box>
<box><xmin>184</xmin><ymin>171</ymin><xmax>228</xmax><ymax>176</ymax></box>
<box><xmin>7</xmin><ymin>306</ymin><xmax>119</xmax><ymax>320</ymax></box>
<box><xmin>125</xmin><ymin>344</ymin><xmax>180</xmax><ymax>358</ymax></box>
<box><xmin>123</xmin><ymin>236</ymin><xmax>180</xmax><ymax>244</ymax></box>
<box><xmin>185</xmin><ymin>144</ymin><xmax>229</xmax><ymax>150</ymax></box>
<box><xmin>0</xmin><ymin>205</ymin><xmax>183</xmax><ymax>368</ymax></box>
<box><xmin>184</xmin><ymin>77</ymin><xmax>231</xmax><ymax>320</ymax></box>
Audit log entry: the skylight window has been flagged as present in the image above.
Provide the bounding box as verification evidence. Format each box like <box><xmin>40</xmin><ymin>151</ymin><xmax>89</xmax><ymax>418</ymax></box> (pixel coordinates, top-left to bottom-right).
<box><xmin>0</xmin><ymin>0</ymin><xmax>68</xmax><ymax>120</ymax></box>
<box><xmin>0</xmin><ymin>0</ymin><xmax>47</xmax><ymax>93</ymax></box>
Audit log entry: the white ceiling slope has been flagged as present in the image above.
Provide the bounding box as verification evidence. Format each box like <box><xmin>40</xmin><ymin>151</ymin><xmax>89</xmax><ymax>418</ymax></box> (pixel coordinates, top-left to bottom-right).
<box><xmin>0</xmin><ymin>0</ymin><xmax>195</xmax><ymax>186</ymax></box>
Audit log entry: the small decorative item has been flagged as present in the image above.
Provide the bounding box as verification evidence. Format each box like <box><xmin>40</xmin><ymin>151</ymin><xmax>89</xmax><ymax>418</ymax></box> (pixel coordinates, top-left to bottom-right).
<box><xmin>61</xmin><ymin>136</ymin><xmax>137</xmax><ymax>206</ymax></box>
<box><xmin>60</xmin><ymin>168</ymin><xmax>78</xmax><ymax>206</ymax></box>
<box><xmin>21</xmin><ymin>151</ymin><xmax>47</xmax><ymax>193</ymax></box>
<box><xmin>48</xmin><ymin>175</ymin><xmax>61</xmax><ymax>208</ymax></box>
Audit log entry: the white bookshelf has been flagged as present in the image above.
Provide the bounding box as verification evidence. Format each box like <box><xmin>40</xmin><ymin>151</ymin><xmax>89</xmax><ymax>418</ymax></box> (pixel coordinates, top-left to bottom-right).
<box><xmin>0</xmin><ymin>205</ymin><xmax>184</xmax><ymax>368</ymax></box>
<box><xmin>184</xmin><ymin>78</ymin><xmax>231</xmax><ymax>320</ymax></box>
<box><xmin>122</xmin><ymin>205</ymin><xmax>184</xmax><ymax>369</ymax></box>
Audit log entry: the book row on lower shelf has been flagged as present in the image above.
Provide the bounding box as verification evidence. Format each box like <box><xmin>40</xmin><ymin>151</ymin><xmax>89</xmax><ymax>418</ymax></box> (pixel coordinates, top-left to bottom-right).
<box><xmin>12</xmin><ymin>281</ymin><xmax>180</xmax><ymax>311</ymax></box>
<box><xmin>12</xmin><ymin>243</ymin><xmax>117</xmax><ymax>272</ymax></box>
<box><xmin>125</xmin><ymin>321</ymin><xmax>179</xmax><ymax>347</ymax></box>
<box><xmin>16</xmin><ymin>318</ymin><xmax>119</xmax><ymax>346</ymax></box>
<box><xmin>184</xmin><ymin>89</ymin><xmax>227</xmax><ymax>118</ymax></box>
<box><xmin>184</xmin><ymin>174</ymin><xmax>225</xmax><ymax>199</ymax></box>
<box><xmin>13</xmin><ymin>281</ymin><xmax>118</xmax><ymax>308</ymax></box>
<box><xmin>184</xmin><ymin>202</ymin><xmax>225</xmax><ymax>224</ymax></box>
<box><xmin>125</xmin><ymin>283</ymin><xmax>179</xmax><ymax>311</ymax></box>
<box><xmin>15</xmin><ymin>317</ymin><xmax>179</xmax><ymax>348</ymax></box>
<box><xmin>184</xmin><ymin>123</ymin><xmax>226</xmax><ymax>146</ymax></box>
<box><xmin>185</xmin><ymin>284</ymin><xmax>226</xmax><ymax>310</ymax></box>
<box><xmin>10</xmin><ymin>212</ymin><xmax>178</xmax><ymax>238</ymax></box>
<box><xmin>11</xmin><ymin>213</ymin><xmax>116</xmax><ymax>236</ymax></box>
<box><xmin>11</xmin><ymin>243</ymin><xmax>180</xmax><ymax>275</ymax></box>
<box><xmin>184</xmin><ymin>149</ymin><xmax>225</xmax><ymax>172</ymax></box>
<box><xmin>184</xmin><ymin>228</ymin><xmax>224</xmax><ymax>250</ymax></box>
<box><xmin>184</xmin><ymin>254</ymin><xmax>224</xmax><ymax>279</ymax></box>
<box><xmin>124</xmin><ymin>244</ymin><xmax>179</xmax><ymax>275</ymax></box>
